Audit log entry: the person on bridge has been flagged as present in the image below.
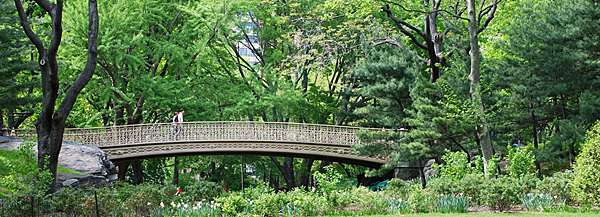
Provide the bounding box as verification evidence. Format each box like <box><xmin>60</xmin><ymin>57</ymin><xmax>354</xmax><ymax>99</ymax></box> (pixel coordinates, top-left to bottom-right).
<box><xmin>172</xmin><ymin>111</ymin><xmax>179</xmax><ymax>139</ymax></box>
<box><xmin>177</xmin><ymin>109</ymin><xmax>184</xmax><ymax>138</ymax></box>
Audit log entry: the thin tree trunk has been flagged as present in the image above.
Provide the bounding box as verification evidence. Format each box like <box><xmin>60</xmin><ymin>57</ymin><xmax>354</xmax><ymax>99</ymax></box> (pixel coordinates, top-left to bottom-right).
<box><xmin>173</xmin><ymin>156</ymin><xmax>179</xmax><ymax>186</ymax></box>
<box><xmin>418</xmin><ymin>160</ymin><xmax>426</xmax><ymax>189</ymax></box>
<box><xmin>298</xmin><ymin>158</ymin><xmax>314</xmax><ymax>191</ymax></box>
<box><xmin>466</xmin><ymin>0</ymin><xmax>494</xmax><ymax>178</ymax></box>
<box><xmin>531</xmin><ymin>111</ymin><xmax>541</xmax><ymax>176</ymax></box>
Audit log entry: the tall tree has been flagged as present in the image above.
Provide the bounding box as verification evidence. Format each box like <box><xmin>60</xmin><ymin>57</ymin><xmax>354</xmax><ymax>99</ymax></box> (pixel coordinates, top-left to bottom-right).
<box><xmin>13</xmin><ymin>0</ymin><xmax>98</xmax><ymax>193</ymax></box>
<box><xmin>490</xmin><ymin>0</ymin><xmax>600</xmax><ymax>172</ymax></box>
<box><xmin>464</xmin><ymin>0</ymin><xmax>498</xmax><ymax>177</ymax></box>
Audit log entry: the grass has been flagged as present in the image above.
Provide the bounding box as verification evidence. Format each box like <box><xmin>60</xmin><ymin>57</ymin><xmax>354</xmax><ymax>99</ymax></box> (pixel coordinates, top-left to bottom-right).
<box><xmin>365</xmin><ymin>213</ymin><xmax>599</xmax><ymax>217</ymax></box>
<box><xmin>0</xmin><ymin>148</ymin><xmax>90</xmax><ymax>176</ymax></box>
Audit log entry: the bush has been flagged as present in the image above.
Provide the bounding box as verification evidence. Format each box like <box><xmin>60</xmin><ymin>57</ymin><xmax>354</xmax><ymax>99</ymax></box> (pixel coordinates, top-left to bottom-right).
<box><xmin>506</xmin><ymin>145</ymin><xmax>537</xmax><ymax>178</ymax></box>
<box><xmin>180</xmin><ymin>178</ymin><xmax>222</xmax><ymax>202</ymax></box>
<box><xmin>571</xmin><ymin>122</ymin><xmax>600</xmax><ymax>206</ymax></box>
<box><xmin>432</xmin><ymin>150</ymin><xmax>481</xmax><ymax>180</ymax></box>
<box><xmin>537</xmin><ymin>170</ymin><xmax>574</xmax><ymax>204</ymax></box>
<box><xmin>480</xmin><ymin>174</ymin><xmax>537</xmax><ymax>212</ymax></box>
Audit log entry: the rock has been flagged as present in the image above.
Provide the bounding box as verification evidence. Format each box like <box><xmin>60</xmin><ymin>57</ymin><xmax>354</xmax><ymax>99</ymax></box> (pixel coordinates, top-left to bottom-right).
<box><xmin>58</xmin><ymin>172</ymin><xmax>108</xmax><ymax>189</ymax></box>
<box><xmin>423</xmin><ymin>159</ymin><xmax>437</xmax><ymax>179</ymax></box>
<box><xmin>2</xmin><ymin>136</ymin><xmax>117</xmax><ymax>190</ymax></box>
<box><xmin>0</xmin><ymin>136</ymin><xmax>22</xmax><ymax>150</ymax></box>
<box><xmin>62</xmin><ymin>179</ymin><xmax>80</xmax><ymax>187</ymax></box>
<box><xmin>29</xmin><ymin>141</ymin><xmax>116</xmax><ymax>176</ymax></box>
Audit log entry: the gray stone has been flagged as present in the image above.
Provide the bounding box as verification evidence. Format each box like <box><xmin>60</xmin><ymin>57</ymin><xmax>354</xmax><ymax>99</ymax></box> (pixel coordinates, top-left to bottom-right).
<box><xmin>29</xmin><ymin>141</ymin><xmax>116</xmax><ymax>176</ymax></box>
<box><xmin>62</xmin><ymin>179</ymin><xmax>80</xmax><ymax>187</ymax></box>
<box><xmin>108</xmin><ymin>174</ymin><xmax>119</xmax><ymax>181</ymax></box>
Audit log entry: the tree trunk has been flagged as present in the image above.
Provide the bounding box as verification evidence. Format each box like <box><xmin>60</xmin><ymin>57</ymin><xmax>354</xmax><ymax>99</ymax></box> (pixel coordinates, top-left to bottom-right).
<box><xmin>270</xmin><ymin>156</ymin><xmax>296</xmax><ymax>190</ymax></box>
<box><xmin>297</xmin><ymin>158</ymin><xmax>314</xmax><ymax>191</ymax></box>
<box><xmin>221</xmin><ymin>170</ymin><xmax>228</xmax><ymax>192</ymax></box>
<box><xmin>116</xmin><ymin>161</ymin><xmax>131</xmax><ymax>181</ymax></box>
<box><xmin>14</xmin><ymin>0</ymin><xmax>99</xmax><ymax>194</ymax></box>
<box><xmin>173</xmin><ymin>156</ymin><xmax>179</xmax><ymax>186</ymax></box>
<box><xmin>466</xmin><ymin>0</ymin><xmax>494</xmax><ymax>178</ymax></box>
<box><xmin>132</xmin><ymin>160</ymin><xmax>144</xmax><ymax>184</ymax></box>
<box><xmin>418</xmin><ymin>160</ymin><xmax>427</xmax><ymax>189</ymax></box>
<box><xmin>531</xmin><ymin>111</ymin><xmax>541</xmax><ymax>176</ymax></box>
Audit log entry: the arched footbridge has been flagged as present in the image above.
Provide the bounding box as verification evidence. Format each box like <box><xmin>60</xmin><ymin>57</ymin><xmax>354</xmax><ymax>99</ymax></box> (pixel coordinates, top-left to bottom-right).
<box><xmin>15</xmin><ymin>122</ymin><xmax>395</xmax><ymax>167</ymax></box>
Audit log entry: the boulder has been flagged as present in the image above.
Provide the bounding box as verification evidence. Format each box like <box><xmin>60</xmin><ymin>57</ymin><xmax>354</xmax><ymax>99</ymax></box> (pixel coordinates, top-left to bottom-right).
<box><xmin>1</xmin><ymin>137</ymin><xmax>117</xmax><ymax>190</ymax></box>
<box><xmin>29</xmin><ymin>141</ymin><xmax>116</xmax><ymax>176</ymax></box>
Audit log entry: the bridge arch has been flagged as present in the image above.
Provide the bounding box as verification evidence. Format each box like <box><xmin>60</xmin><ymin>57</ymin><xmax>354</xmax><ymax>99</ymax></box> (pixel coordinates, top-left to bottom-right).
<box><xmin>16</xmin><ymin>122</ymin><xmax>393</xmax><ymax>167</ymax></box>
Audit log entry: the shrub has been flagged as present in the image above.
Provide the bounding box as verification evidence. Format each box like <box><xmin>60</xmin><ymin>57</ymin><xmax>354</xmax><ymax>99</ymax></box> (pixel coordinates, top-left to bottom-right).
<box><xmin>180</xmin><ymin>178</ymin><xmax>222</xmax><ymax>202</ymax></box>
<box><xmin>313</xmin><ymin>164</ymin><xmax>344</xmax><ymax>192</ymax></box>
<box><xmin>432</xmin><ymin>150</ymin><xmax>481</xmax><ymax>180</ymax></box>
<box><xmin>537</xmin><ymin>170</ymin><xmax>574</xmax><ymax>204</ymax></box>
<box><xmin>506</xmin><ymin>144</ymin><xmax>536</xmax><ymax>178</ymax></box>
<box><xmin>385</xmin><ymin>178</ymin><xmax>411</xmax><ymax>197</ymax></box>
<box><xmin>571</xmin><ymin>121</ymin><xmax>600</xmax><ymax>206</ymax></box>
<box><xmin>480</xmin><ymin>174</ymin><xmax>537</xmax><ymax>212</ymax></box>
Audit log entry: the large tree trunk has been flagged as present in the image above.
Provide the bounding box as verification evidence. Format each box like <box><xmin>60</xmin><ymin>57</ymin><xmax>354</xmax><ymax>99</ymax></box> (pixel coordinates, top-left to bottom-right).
<box><xmin>271</xmin><ymin>156</ymin><xmax>296</xmax><ymax>191</ymax></box>
<box><xmin>132</xmin><ymin>160</ymin><xmax>144</xmax><ymax>184</ymax></box>
<box><xmin>466</xmin><ymin>0</ymin><xmax>494</xmax><ymax>178</ymax></box>
<box><xmin>14</xmin><ymin>0</ymin><xmax>98</xmax><ymax>194</ymax></box>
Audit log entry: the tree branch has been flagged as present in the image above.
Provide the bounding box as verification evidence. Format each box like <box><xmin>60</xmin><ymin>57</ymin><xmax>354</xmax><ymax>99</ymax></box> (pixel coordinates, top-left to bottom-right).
<box><xmin>14</xmin><ymin>0</ymin><xmax>44</xmax><ymax>52</ymax></box>
<box><xmin>478</xmin><ymin>0</ymin><xmax>499</xmax><ymax>34</ymax></box>
<box><xmin>381</xmin><ymin>5</ymin><xmax>428</xmax><ymax>50</ymax></box>
<box><xmin>57</xmin><ymin>0</ymin><xmax>98</xmax><ymax>116</ymax></box>
<box><xmin>47</xmin><ymin>0</ymin><xmax>63</xmax><ymax>57</ymax></box>
<box><xmin>371</xmin><ymin>38</ymin><xmax>429</xmax><ymax>64</ymax></box>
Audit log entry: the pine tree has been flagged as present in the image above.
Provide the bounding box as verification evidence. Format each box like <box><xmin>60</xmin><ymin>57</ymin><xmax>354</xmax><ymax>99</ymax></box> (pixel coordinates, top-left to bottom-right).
<box><xmin>0</xmin><ymin>1</ymin><xmax>39</xmax><ymax>132</ymax></box>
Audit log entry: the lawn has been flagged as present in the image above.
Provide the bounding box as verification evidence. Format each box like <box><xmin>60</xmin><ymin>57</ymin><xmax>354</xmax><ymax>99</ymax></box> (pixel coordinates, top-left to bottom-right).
<box><xmin>368</xmin><ymin>213</ymin><xmax>598</xmax><ymax>217</ymax></box>
<box><xmin>0</xmin><ymin>148</ymin><xmax>88</xmax><ymax>176</ymax></box>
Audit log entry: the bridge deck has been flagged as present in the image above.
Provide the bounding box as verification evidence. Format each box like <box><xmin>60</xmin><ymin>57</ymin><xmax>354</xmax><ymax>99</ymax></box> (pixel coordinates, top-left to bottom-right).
<box><xmin>13</xmin><ymin>121</ymin><xmax>394</xmax><ymax>166</ymax></box>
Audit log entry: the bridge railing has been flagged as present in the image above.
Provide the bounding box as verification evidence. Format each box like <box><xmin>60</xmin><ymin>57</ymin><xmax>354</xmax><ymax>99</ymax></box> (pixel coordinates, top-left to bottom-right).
<box><xmin>13</xmin><ymin>122</ymin><xmax>388</xmax><ymax>147</ymax></box>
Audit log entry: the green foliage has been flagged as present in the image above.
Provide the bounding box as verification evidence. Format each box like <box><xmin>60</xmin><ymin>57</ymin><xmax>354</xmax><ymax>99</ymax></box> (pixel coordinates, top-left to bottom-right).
<box><xmin>432</xmin><ymin>150</ymin><xmax>481</xmax><ymax>179</ymax></box>
<box><xmin>479</xmin><ymin>174</ymin><xmax>538</xmax><ymax>212</ymax></box>
<box><xmin>313</xmin><ymin>164</ymin><xmax>344</xmax><ymax>192</ymax></box>
<box><xmin>434</xmin><ymin>194</ymin><xmax>470</xmax><ymax>213</ymax></box>
<box><xmin>180</xmin><ymin>179</ymin><xmax>223</xmax><ymax>202</ymax></box>
<box><xmin>0</xmin><ymin>141</ymin><xmax>52</xmax><ymax>197</ymax></box>
<box><xmin>571</xmin><ymin>121</ymin><xmax>600</xmax><ymax>206</ymax></box>
<box><xmin>506</xmin><ymin>145</ymin><xmax>537</xmax><ymax>178</ymax></box>
<box><xmin>521</xmin><ymin>193</ymin><xmax>557</xmax><ymax>212</ymax></box>
<box><xmin>0</xmin><ymin>0</ymin><xmax>40</xmax><ymax>128</ymax></box>
<box><xmin>537</xmin><ymin>170</ymin><xmax>574</xmax><ymax>204</ymax></box>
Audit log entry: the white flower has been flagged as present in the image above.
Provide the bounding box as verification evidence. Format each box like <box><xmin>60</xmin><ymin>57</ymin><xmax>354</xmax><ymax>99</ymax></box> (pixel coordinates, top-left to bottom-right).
<box><xmin>184</xmin><ymin>204</ymin><xmax>189</xmax><ymax>208</ymax></box>
<box><xmin>177</xmin><ymin>203</ymin><xmax>181</xmax><ymax>208</ymax></box>
<box><xmin>147</xmin><ymin>202</ymin><xmax>151</xmax><ymax>206</ymax></box>
<box><xmin>539</xmin><ymin>193</ymin><xmax>544</xmax><ymax>198</ymax></box>
<box><xmin>193</xmin><ymin>206</ymin><xmax>198</xmax><ymax>210</ymax></box>
<box><xmin>171</xmin><ymin>202</ymin><xmax>176</xmax><ymax>207</ymax></box>
<box><xmin>554</xmin><ymin>195</ymin><xmax>558</xmax><ymax>199</ymax></box>
<box><xmin>160</xmin><ymin>202</ymin><xmax>164</xmax><ymax>208</ymax></box>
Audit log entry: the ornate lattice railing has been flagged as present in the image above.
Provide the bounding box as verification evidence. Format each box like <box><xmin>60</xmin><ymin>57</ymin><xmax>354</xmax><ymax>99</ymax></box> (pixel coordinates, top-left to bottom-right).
<box><xmin>13</xmin><ymin>122</ymin><xmax>383</xmax><ymax>148</ymax></box>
